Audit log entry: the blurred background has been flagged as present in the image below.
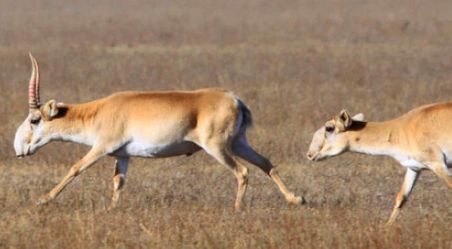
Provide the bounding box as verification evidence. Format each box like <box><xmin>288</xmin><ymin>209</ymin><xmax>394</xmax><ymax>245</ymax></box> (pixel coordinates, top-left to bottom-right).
<box><xmin>0</xmin><ymin>0</ymin><xmax>451</xmax><ymax>248</ymax></box>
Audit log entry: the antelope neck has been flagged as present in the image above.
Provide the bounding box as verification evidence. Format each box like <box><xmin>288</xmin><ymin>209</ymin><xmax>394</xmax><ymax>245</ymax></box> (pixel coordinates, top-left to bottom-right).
<box><xmin>347</xmin><ymin>120</ymin><xmax>402</xmax><ymax>157</ymax></box>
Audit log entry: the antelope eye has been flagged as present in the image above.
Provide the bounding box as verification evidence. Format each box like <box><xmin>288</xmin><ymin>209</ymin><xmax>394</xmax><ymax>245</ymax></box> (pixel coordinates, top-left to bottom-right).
<box><xmin>30</xmin><ymin>117</ymin><xmax>41</xmax><ymax>125</ymax></box>
<box><xmin>325</xmin><ymin>126</ymin><xmax>335</xmax><ymax>133</ymax></box>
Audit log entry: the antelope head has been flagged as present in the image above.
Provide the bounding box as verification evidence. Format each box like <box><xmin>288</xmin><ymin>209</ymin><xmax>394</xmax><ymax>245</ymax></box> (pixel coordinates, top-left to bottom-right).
<box><xmin>14</xmin><ymin>54</ymin><xmax>61</xmax><ymax>158</ymax></box>
<box><xmin>306</xmin><ymin>110</ymin><xmax>365</xmax><ymax>161</ymax></box>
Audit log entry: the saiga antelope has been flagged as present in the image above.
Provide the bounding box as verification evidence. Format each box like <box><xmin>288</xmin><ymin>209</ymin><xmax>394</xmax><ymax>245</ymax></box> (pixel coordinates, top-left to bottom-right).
<box><xmin>14</xmin><ymin>54</ymin><xmax>303</xmax><ymax>209</ymax></box>
<box><xmin>307</xmin><ymin>109</ymin><xmax>452</xmax><ymax>224</ymax></box>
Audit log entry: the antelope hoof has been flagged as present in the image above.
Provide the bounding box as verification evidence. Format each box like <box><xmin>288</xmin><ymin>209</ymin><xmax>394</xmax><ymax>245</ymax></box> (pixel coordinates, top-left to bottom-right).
<box><xmin>385</xmin><ymin>217</ymin><xmax>397</xmax><ymax>227</ymax></box>
<box><xmin>35</xmin><ymin>195</ymin><xmax>52</xmax><ymax>206</ymax></box>
<box><xmin>288</xmin><ymin>195</ymin><xmax>305</xmax><ymax>205</ymax></box>
<box><xmin>107</xmin><ymin>203</ymin><xmax>117</xmax><ymax>211</ymax></box>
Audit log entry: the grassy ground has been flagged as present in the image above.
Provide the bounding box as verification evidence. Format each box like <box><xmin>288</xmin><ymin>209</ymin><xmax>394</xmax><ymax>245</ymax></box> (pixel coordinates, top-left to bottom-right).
<box><xmin>0</xmin><ymin>0</ymin><xmax>452</xmax><ymax>248</ymax></box>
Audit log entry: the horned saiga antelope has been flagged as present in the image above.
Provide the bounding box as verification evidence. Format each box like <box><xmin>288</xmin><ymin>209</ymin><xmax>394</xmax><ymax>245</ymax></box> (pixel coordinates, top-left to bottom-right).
<box><xmin>307</xmin><ymin>109</ymin><xmax>452</xmax><ymax>224</ymax></box>
<box><xmin>14</xmin><ymin>54</ymin><xmax>303</xmax><ymax>209</ymax></box>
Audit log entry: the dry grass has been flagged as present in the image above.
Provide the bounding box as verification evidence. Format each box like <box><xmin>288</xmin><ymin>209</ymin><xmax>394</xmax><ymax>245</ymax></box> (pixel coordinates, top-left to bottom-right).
<box><xmin>1</xmin><ymin>0</ymin><xmax>452</xmax><ymax>248</ymax></box>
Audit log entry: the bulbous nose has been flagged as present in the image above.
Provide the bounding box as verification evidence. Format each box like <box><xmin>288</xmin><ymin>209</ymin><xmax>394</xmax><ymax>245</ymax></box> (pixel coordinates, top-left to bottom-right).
<box><xmin>306</xmin><ymin>151</ymin><xmax>315</xmax><ymax>160</ymax></box>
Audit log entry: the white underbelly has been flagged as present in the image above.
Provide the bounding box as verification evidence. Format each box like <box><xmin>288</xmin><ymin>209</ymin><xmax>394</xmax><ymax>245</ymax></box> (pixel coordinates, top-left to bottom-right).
<box><xmin>114</xmin><ymin>140</ymin><xmax>201</xmax><ymax>158</ymax></box>
<box><xmin>393</xmin><ymin>154</ymin><xmax>425</xmax><ymax>170</ymax></box>
<box><xmin>399</xmin><ymin>158</ymin><xmax>424</xmax><ymax>169</ymax></box>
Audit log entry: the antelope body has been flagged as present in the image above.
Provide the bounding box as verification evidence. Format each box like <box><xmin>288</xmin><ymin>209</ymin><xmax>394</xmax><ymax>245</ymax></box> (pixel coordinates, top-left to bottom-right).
<box><xmin>14</xmin><ymin>54</ymin><xmax>303</xmax><ymax>208</ymax></box>
<box><xmin>307</xmin><ymin>108</ymin><xmax>452</xmax><ymax>224</ymax></box>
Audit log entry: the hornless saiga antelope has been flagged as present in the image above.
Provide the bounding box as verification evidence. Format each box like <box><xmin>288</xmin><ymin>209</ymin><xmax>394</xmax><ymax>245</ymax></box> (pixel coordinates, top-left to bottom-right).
<box><xmin>307</xmin><ymin>109</ymin><xmax>452</xmax><ymax>225</ymax></box>
<box><xmin>14</xmin><ymin>54</ymin><xmax>303</xmax><ymax>209</ymax></box>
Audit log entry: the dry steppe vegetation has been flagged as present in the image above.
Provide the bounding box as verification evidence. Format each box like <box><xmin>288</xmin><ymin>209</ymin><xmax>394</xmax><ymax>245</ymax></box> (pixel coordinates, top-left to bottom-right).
<box><xmin>0</xmin><ymin>0</ymin><xmax>452</xmax><ymax>248</ymax></box>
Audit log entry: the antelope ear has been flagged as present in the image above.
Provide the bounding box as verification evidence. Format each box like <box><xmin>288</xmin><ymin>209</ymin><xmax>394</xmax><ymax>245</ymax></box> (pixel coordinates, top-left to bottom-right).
<box><xmin>337</xmin><ymin>109</ymin><xmax>352</xmax><ymax>129</ymax></box>
<box><xmin>42</xmin><ymin>100</ymin><xmax>59</xmax><ymax>120</ymax></box>
<box><xmin>352</xmin><ymin>113</ymin><xmax>365</xmax><ymax>122</ymax></box>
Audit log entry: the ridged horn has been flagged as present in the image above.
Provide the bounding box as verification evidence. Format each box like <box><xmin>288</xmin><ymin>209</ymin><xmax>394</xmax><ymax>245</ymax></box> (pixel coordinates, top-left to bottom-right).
<box><xmin>28</xmin><ymin>53</ymin><xmax>40</xmax><ymax>109</ymax></box>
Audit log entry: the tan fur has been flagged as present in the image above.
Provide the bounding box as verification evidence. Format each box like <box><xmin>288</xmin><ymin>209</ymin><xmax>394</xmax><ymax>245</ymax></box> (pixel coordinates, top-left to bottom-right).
<box><xmin>15</xmin><ymin>56</ymin><xmax>303</xmax><ymax>209</ymax></box>
<box><xmin>307</xmin><ymin>104</ymin><xmax>452</xmax><ymax>225</ymax></box>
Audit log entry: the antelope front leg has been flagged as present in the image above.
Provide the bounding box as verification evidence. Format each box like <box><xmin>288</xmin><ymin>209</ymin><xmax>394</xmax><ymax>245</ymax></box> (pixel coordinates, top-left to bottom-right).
<box><xmin>386</xmin><ymin>168</ymin><xmax>419</xmax><ymax>225</ymax></box>
<box><xmin>110</xmin><ymin>157</ymin><xmax>129</xmax><ymax>209</ymax></box>
<box><xmin>36</xmin><ymin>148</ymin><xmax>105</xmax><ymax>205</ymax></box>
